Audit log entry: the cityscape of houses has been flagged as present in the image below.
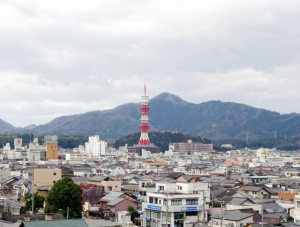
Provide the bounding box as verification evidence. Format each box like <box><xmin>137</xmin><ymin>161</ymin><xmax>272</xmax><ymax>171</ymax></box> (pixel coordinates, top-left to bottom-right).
<box><xmin>0</xmin><ymin>87</ymin><xmax>299</xmax><ymax>227</ymax></box>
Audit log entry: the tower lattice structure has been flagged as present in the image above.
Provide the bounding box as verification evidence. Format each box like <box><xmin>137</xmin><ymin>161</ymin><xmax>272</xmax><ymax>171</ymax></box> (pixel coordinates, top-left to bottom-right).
<box><xmin>138</xmin><ymin>85</ymin><xmax>151</xmax><ymax>146</ymax></box>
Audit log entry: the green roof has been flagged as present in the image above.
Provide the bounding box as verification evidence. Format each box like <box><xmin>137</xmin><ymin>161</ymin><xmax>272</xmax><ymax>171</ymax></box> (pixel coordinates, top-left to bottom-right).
<box><xmin>23</xmin><ymin>219</ymin><xmax>88</xmax><ymax>227</ymax></box>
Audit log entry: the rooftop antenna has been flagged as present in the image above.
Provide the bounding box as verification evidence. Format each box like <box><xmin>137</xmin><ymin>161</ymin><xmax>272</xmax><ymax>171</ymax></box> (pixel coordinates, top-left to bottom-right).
<box><xmin>274</xmin><ymin>131</ymin><xmax>277</xmax><ymax>139</ymax></box>
<box><xmin>30</xmin><ymin>119</ymin><xmax>31</xmax><ymax>143</ymax></box>
<box><xmin>285</xmin><ymin>134</ymin><xmax>286</xmax><ymax>142</ymax></box>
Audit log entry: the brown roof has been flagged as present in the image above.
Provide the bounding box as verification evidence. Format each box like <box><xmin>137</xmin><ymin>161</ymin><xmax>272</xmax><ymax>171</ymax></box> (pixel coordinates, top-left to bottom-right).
<box><xmin>114</xmin><ymin>174</ymin><xmax>126</xmax><ymax>179</ymax></box>
<box><xmin>167</xmin><ymin>172</ymin><xmax>184</xmax><ymax>179</ymax></box>
<box><xmin>215</xmin><ymin>189</ymin><xmax>238</xmax><ymax>198</ymax></box>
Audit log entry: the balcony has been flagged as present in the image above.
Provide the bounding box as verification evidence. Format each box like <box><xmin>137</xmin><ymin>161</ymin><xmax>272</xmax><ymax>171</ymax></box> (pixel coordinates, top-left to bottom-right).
<box><xmin>276</xmin><ymin>200</ymin><xmax>294</xmax><ymax>204</ymax></box>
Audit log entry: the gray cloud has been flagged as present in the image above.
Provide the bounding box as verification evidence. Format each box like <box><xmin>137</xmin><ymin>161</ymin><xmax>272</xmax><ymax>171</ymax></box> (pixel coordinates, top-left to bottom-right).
<box><xmin>0</xmin><ymin>0</ymin><xmax>300</xmax><ymax>126</ymax></box>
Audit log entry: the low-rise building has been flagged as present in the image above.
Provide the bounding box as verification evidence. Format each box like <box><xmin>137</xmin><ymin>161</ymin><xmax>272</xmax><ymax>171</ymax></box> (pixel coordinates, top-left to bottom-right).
<box><xmin>142</xmin><ymin>182</ymin><xmax>210</xmax><ymax>227</ymax></box>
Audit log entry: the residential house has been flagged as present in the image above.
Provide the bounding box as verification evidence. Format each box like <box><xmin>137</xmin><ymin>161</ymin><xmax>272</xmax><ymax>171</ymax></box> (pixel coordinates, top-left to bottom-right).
<box><xmin>107</xmin><ymin>197</ymin><xmax>138</xmax><ymax>219</ymax></box>
<box><xmin>73</xmin><ymin>166</ymin><xmax>93</xmax><ymax>177</ymax></box>
<box><xmin>242</xmin><ymin>186</ymin><xmax>271</xmax><ymax>199</ymax></box>
<box><xmin>210</xmin><ymin>210</ymin><xmax>253</xmax><ymax>227</ymax></box>
<box><xmin>109</xmin><ymin>166</ymin><xmax>127</xmax><ymax>176</ymax></box>
<box><xmin>89</xmin><ymin>176</ymin><xmax>121</xmax><ymax>194</ymax></box>
<box><xmin>1</xmin><ymin>176</ymin><xmax>19</xmax><ymax>195</ymax></box>
<box><xmin>27</xmin><ymin>168</ymin><xmax>62</xmax><ymax>193</ymax></box>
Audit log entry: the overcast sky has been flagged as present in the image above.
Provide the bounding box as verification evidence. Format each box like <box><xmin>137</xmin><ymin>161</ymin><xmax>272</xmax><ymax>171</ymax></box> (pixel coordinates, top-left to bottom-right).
<box><xmin>1</xmin><ymin>0</ymin><xmax>300</xmax><ymax>127</ymax></box>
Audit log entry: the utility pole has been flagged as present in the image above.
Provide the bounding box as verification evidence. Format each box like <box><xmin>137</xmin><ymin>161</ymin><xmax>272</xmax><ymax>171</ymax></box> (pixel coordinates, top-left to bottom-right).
<box><xmin>211</xmin><ymin>182</ymin><xmax>214</xmax><ymax>227</ymax></box>
<box><xmin>162</xmin><ymin>191</ymin><xmax>171</xmax><ymax>227</ymax></box>
<box><xmin>261</xmin><ymin>199</ymin><xmax>264</xmax><ymax>227</ymax></box>
<box><xmin>201</xmin><ymin>190</ymin><xmax>207</xmax><ymax>223</ymax></box>
<box><xmin>67</xmin><ymin>206</ymin><xmax>69</xmax><ymax>219</ymax></box>
<box><xmin>220</xmin><ymin>202</ymin><xmax>223</xmax><ymax>227</ymax></box>
<box><xmin>32</xmin><ymin>180</ymin><xmax>34</xmax><ymax>214</ymax></box>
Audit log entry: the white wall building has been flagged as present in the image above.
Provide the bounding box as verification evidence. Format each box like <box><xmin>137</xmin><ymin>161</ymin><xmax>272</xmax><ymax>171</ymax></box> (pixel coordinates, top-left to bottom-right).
<box><xmin>294</xmin><ymin>194</ymin><xmax>300</xmax><ymax>224</ymax></box>
<box><xmin>85</xmin><ymin>135</ymin><xmax>107</xmax><ymax>157</ymax></box>
<box><xmin>3</xmin><ymin>143</ymin><xmax>11</xmax><ymax>155</ymax></box>
<box><xmin>66</xmin><ymin>153</ymin><xmax>86</xmax><ymax>164</ymax></box>
<box><xmin>142</xmin><ymin>182</ymin><xmax>210</xmax><ymax>227</ymax></box>
<box><xmin>27</xmin><ymin>137</ymin><xmax>46</xmax><ymax>162</ymax></box>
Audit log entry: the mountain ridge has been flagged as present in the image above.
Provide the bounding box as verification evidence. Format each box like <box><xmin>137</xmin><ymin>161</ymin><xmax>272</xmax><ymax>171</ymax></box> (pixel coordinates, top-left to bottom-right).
<box><xmin>0</xmin><ymin>92</ymin><xmax>299</xmax><ymax>142</ymax></box>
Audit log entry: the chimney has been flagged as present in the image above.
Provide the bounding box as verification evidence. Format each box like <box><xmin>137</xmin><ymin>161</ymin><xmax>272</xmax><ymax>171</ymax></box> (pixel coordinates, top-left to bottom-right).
<box><xmin>24</xmin><ymin>216</ymin><xmax>30</xmax><ymax>221</ymax></box>
<box><xmin>45</xmin><ymin>214</ymin><xmax>53</xmax><ymax>220</ymax></box>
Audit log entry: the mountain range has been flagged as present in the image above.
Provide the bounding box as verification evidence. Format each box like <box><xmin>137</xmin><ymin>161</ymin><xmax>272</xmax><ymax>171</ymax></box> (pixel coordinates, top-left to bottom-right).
<box><xmin>1</xmin><ymin>92</ymin><xmax>300</xmax><ymax>142</ymax></box>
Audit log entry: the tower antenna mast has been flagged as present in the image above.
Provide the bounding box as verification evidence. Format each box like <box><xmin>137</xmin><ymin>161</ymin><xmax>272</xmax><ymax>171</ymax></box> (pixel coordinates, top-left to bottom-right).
<box><xmin>138</xmin><ymin>84</ymin><xmax>150</xmax><ymax>146</ymax></box>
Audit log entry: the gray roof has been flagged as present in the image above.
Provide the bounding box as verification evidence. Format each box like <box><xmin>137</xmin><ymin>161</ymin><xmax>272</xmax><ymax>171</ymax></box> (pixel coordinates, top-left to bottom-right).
<box><xmin>227</xmin><ymin>198</ymin><xmax>249</xmax><ymax>205</ymax></box>
<box><xmin>213</xmin><ymin>210</ymin><xmax>253</xmax><ymax>221</ymax></box>
<box><xmin>123</xmin><ymin>174</ymin><xmax>139</xmax><ymax>180</ymax></box>
<box><xmin>12</xmin><ymin>178</ymin><xmax>28</xmax><ymax>186</ymax></box>
<box><xmin>263</xmin><ymin>203</ymin><xmax>285</xmax><ymax>212</ymax></box>
<box><xmin>101</xmin><ymin>191</ymin><xmax>124</xmax><ymax>202</ymax></box>
<box><xmin>71</xmin><ymin>177</ymin><xmax>89</xmax><ymax>182</ymax></box>
<box><xmin>107</xmin><ymin>197</ymin><xmax>125</xmax><ymax>206</ymax></box>
<box><xmin>264</xmin><ymin>212</ymin><xmax>289</xmax><ymax>219</ymax></box>
<box><xmin>203</xmin><ymin>177</ymin><xmax>225</xmax><ymax>183</ymax></box>
<box><xmin>89</xmin><ymin>176</ymin><xmax>114</xmax><ymax>182</ymax></box>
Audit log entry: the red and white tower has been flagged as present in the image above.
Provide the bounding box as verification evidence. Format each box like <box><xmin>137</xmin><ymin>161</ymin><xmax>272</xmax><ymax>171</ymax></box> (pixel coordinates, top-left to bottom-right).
<box><xmin>138</xmin><ymin>84</ymin><xmax>151</xmax><ymax>146</ymax></box>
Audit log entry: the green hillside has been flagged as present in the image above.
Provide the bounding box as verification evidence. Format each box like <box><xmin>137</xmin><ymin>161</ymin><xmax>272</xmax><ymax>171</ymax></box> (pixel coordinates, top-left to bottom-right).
<box><xmin>113</xmin><ymin>131</ymin><xmax>211</xmax><ymax>150</ymax></box>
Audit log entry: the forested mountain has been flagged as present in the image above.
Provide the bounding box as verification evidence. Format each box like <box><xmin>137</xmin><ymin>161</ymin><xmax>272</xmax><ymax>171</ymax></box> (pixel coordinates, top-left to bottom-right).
<box><xmin>1</xmin><ymin>92</ymin><xmax>300</xmax><ymax>144</ymax></box>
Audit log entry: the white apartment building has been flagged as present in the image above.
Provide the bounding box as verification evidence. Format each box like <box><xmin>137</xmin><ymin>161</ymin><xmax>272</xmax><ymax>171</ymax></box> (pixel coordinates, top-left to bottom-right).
<box><xmin>265</xmin><ymin>157</ymin><xmax>286</xmax><ymax>167</ymax></box>
<box><xmin>66</xmin><ymin>153</ymin><xmax>86</xmax><ymax>164</ymax></box>
<box><xmin>73</xmin><ymin>145</ymin><xmax>85</xmax><ymax>153</ymax></box>
<box><xmin>85</xmin><ymin>135</ymin><xmax>107</xmax><ymax>157</ymax></box>
<box><xmin>142</xmin><ymin>182</ymin><xmax>210</xmax><ymax>227</ymax></box>
<box><xmin>294</xmin><ymin>194</ymin><xmax>300</xmax><ymax>224</ymax></box>
<box><xmin>3</xmin><ymin>143</ymin><xmax>11</xmax><ymax>155</ymax></box>
<box><xmin>27</xmin><ymin>137</ymin><xmax>46</xmax><ymax>162</ymax></box>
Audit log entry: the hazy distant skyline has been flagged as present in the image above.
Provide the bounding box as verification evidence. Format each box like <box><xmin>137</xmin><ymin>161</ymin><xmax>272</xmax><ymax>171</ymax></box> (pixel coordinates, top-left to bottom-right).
<box><xmin>1</xmin><ymin>0</ymin><xmax>300</xmax><ymax>127</ymax></box>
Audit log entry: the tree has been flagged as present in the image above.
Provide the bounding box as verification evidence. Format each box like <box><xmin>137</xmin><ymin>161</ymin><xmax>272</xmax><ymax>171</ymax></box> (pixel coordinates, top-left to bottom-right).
<box><xmin>23</xmin><ymin>192</ymin><xmax>45</xmax><ymax>214</ymax></box>
<box><xmin>44</xmin><ymin>177</ymin><xmax>83</xmax><ymax>219</ymax></box>
<box><xmin>209</xmin><ymin>201</ymin><xmax>221</xmax><ymax>208</ymax></box>
<box><xmin>127</xmin><ymin>206</ymin><xmax>140</xmax><ymax>222</ymax></box>
<box><xmin>2</xmin><ymin>205</ymin><xmax>12</xmax><ymax>215</ymax></box>
<box><xmin>287</xmin><ymin>216</ymin><xmax>294</xmax><ymax>221</ymax></box>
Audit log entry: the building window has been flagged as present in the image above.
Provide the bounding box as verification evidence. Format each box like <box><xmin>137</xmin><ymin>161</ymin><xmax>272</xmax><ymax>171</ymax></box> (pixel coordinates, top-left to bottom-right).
<box><xmin>108</xmin><ymin>186</ymin><xmax>112</xmax><ymax>191</ymax></box>
<box><xmin>178</xmin><ymin>186</ymin><xmax>182</xmax><ymax>190</ymax></box>
<box><xmin>171</xmin><ymin>199</ymin><xmax>182</xmax><ymax>205</ymax></box>
<box><xmin>186</xmin><ymin>211</ymin><xmax>197</xmax><ymax>216</ymax></box>
<box><xmin>53</xmin><ymin>173</ymin><xmax>56</xmax><ymax>175</ymax></box>
<box><xmin>240</xmin><ymin>223</ymin><xmax>243</xmax><ymax>227</ymax></box>
<box><xmin>186</xmin><ymin>199</ymin><xmax>198</xmax><ymax>205</ymax></box>
<box><xmin>53</xmin><ymin>181</ymin><xmax>56</xmax><ymax>183</ymax></box>
<box><xmin>159</xmin><ymin>200</ymin><xmax>161</xmax><ymax>204</ymax></box>
<box><xmin>149</xmin><ymin>197</ymin><xmax>153</xmax><ymax>204</ymax></box>
<box><xmin>174</xmin><ymin>212</ymin><xmax>184</xmax><ymax>219</ymax></box>
<box><xmin>159</xmin><ymin>186</ymin><xmax>164</xmax><ymax>190</ymax></box>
